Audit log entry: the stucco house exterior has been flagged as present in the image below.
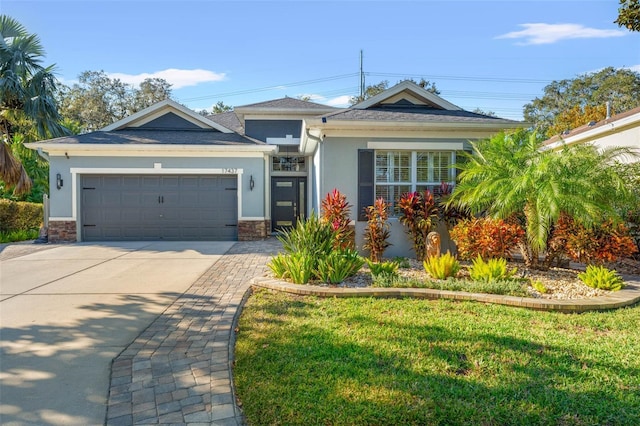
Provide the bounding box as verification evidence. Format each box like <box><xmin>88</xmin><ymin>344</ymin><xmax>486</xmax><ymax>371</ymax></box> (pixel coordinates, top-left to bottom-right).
<box><xmin>543</xmin><ymin>105</ymin><xmax>640</xmax><ymax>163</ymax></box>
<box><xmin>27</xmin><ymin>81</ymin><xmax>523</xmax><ymax>257</ymax></box>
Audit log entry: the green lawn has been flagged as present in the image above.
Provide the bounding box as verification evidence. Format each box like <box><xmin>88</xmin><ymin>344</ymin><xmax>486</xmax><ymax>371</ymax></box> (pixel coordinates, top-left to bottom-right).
<box><xmin>234</xmin><ymin>289</ymin><xmax>640</xmax><ymax>425</ymax></box>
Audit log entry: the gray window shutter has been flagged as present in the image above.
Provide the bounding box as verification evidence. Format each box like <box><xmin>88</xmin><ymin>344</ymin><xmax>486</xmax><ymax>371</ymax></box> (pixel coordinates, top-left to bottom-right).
<box><xmin>357</xmin><ymin>149</ymin><xmax>374</xmax><ymax>221</ymax></box>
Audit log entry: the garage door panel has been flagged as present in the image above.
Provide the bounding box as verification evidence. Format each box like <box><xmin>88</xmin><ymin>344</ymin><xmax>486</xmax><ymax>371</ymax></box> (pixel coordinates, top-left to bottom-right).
<box><xmin>81</xmin><ymin>174</ymin><xmax>237</xmax><ymax>241</ymax></box>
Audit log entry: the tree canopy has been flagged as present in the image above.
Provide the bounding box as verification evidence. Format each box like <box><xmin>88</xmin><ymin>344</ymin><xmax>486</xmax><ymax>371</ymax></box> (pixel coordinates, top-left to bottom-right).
<box><xmin>523</xmin><ymin>67</ymin><xmax>640</xmax><ymax>137</ymax></box>
<box><xmin>0</xmin><ymin>15</ymin><xmax>68</xmax><ymax>197</ymax></box>
<box><xmin>615</xmin><ymin>0</ymin><xmax>640</xmax><ymax>31</ymax></box>
<box><xmin>58</xmin><ymin>70</ymin><xmax>172</xmax><ymax>133</ymax></box>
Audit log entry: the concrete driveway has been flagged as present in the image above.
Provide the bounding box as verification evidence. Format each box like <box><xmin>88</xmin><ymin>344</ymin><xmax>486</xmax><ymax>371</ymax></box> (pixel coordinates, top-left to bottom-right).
<box><xmin>0</xmin><ymin>241</ymin><xmax>235</xmax><ymax>426</ymax></box>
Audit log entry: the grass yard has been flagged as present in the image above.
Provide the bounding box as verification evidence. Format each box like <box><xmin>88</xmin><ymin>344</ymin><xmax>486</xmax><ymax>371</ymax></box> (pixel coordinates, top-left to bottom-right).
<box><xmin>234</xmin><ymin>289</ymin><xmax>640</xmax><ymax>425</ymax></box>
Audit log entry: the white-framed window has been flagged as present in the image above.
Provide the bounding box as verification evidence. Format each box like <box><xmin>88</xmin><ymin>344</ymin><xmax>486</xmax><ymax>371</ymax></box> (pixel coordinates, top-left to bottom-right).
<box><xmin>375</xmin><ymin>150</ymin><xmax>455</xmax><ymax>214</ymax></box>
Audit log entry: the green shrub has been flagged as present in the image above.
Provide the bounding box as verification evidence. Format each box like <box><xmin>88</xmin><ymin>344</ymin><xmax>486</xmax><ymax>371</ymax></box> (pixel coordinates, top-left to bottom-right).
<box><xmin>271</xmin><ymin>215</ymin><xmax>362</xmax><ymax>285</ymax></box>
<box><xmin>365</xmin><ymin>258</ymin><xmax>399</xmax><ymax>278</ymax></box>
<box><xmin>468</xmin><ymin>256</ymin><xmax>517</xmax><ymax>282</ymax></box>
<box><xmin>423</xmin><ymin>252</ymin><xmax>460</xmax><ymax>280</ymax></box>
<box><xmin>316</xmin><ymin>249</ymin><xmax>364</xmax><ymax>284</ymax></box>
<box><xmin>0</xmin><ymin>199</ymin><xmax>43</xmax><ymax>232</ymax></box>
<box><xmin>0</xmin><ymin>229</ymin><xmax>40</xmax><ymax>243</ymax></box>
<box><xmin>267</xmin><ymin>254</ymin><xmax>290</xmax><ymax>279</ymax></box>
<box><xmin>578</xmin><ymin>265</ymin><xmax>625</xmax><ymax>291</ymax></box>
<box><xmin>283</xmin><ymin>252</ymin><xmax>316</xmax><ymax>285</ymax></box>
<box><xmin>277</xmin><ymin>213</ymin><xmax>334</xmax><ymax>258</ymax></box>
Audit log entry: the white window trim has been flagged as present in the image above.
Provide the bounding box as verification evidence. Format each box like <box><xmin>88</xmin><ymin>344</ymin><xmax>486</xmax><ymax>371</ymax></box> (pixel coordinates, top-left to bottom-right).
<box><xmin>374</xmin><ymin>150</ymin><xmax>457</xmax><ymax>213</ymax></box>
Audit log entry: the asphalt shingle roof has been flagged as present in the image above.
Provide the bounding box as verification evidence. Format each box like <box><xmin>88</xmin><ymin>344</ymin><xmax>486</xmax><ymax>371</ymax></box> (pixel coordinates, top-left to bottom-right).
<box><xmin>324</xmin><ymin>106</ymin><xmax>520</xmax><ymax>124</ymax></box>
<box><xmin>236</xmin><ymin>97</ymin><xmax>337</xmax><ymax>111</ymax></box>
<box><xmin>206</xmin><ymin>111</ymin><xmax>245</xmax><ymax>134</ymax></box>
<box><xmin>38</xmin><ymin>129</ymin><xmax>265</xmax><ymax>145</ymax></box>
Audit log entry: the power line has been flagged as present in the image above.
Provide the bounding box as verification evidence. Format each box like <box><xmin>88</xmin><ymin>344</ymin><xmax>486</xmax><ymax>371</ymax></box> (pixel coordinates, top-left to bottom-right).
<box><xmin>367</xmin><ymin>72</ymin><xmax>551</xmax><ymax>85</ymax></box>
<box><xmin>180</xmin><ymin>73</ymin><xmax>359</xmax><ymax>102</ymax></box>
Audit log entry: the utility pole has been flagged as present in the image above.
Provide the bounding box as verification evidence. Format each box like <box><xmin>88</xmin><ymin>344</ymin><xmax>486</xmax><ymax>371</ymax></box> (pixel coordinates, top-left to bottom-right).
<box><xmin>359</xmin><ymin>49</ymin><xmax>365</xmax><ymax>100</ymax></box>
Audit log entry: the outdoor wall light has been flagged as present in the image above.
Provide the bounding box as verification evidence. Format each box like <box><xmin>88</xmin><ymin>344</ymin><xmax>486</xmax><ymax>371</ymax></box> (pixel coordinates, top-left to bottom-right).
<box><xmin>249</xmin><ymin>175</ymin><xmax>255</xmax><ymax>191</ymax></box>
<box><xmin>56</xmin><ymin>173</ymin><xmax>63</xmax><ymax>189</ymax></box>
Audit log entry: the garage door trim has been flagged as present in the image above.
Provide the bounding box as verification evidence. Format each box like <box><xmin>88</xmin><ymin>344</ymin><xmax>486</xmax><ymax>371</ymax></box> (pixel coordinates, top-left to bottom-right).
<box><xmin>68</xmin><ymin>167</ymin><xmax>245</xmax><ymax>225</ymax></box>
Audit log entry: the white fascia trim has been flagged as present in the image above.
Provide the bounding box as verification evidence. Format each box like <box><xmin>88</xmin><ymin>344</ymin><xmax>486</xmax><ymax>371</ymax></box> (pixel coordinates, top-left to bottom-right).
<box><xmin>26</xmin><ymin>143</ymin><xmax>276</xmax><ymax>157</ymax></box>
<box><xmin>368</xmin><ymin>141</ymin><xmax>464</xmax><ymax>150</ymax></box>
<box><xmin>547</xmin><ymin>117</ymin><xmax>640</xmax><ymax>151</ymax></box>
<box><xmin>70</xmin><ymin>167</ymin><xmax>244</xmax><ymax>175</ymax></box>
<box><xmin>321</xmin><ymin>120</ymin><xmax>522</xmax><ymax>130</ymax></box>
<box><xmin>239</xmin><ymin>217</ymin><xmax>267</xmax><ymax>221</ymax></box>
<box><xmin>49</xmin><ymin>217</ymin><xmax>75</xmax><ymax>221</ymax></box>
<box><xmin>544</xmin><ymin>112</ymin><xmax>640</xmax><ymax>151</ymax></box>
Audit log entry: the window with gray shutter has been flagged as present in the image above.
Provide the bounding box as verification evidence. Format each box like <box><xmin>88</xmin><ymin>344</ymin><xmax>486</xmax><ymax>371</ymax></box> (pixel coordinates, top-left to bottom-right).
<box><xmin>357</xmin><ymin>149</ymin><xmax>374</xmax><ymax>221</ymax></box>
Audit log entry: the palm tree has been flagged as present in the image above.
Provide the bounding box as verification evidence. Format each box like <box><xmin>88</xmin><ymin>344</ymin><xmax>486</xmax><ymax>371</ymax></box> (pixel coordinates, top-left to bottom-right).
<box><xmin>448</xmin><ymin>129</ymin><xmax>636</xmax><ymax>269</ymax></box>
<box><xmin>0</xmin><ymin>15</ymin><xmax>68</xmax><ymax>195</ymax></box>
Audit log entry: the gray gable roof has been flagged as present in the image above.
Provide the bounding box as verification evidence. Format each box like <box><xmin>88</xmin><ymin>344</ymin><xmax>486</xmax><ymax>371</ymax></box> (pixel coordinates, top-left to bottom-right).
<box><xmin>207</xmin><ymin>111</ymin><xmax>245</xmax><ymax>134</ymax></box>
<box><xmin>236</xmin><ymin>97</ymin><xmax>337</xmax><ymax>111</ymax></box>
<box><xmin>322</xmin><ymin>106</ymin><xmax>520</xmax><ymax>125</ymax></box>
<box><xmin>37</xmin><ymin>128</ymin><xmax>265</xmax><ymax>146</ymax></box>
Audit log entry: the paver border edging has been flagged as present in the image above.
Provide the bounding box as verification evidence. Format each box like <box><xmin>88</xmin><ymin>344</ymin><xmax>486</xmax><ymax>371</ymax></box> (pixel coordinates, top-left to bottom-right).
<box><xmin>250</xmin><ymin>276</ymin><xmax>640</xmax><ymax>313</ymax></box>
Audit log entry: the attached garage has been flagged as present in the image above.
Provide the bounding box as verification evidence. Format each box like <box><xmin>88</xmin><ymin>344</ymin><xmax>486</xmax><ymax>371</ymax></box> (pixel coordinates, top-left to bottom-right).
<box><xmin>81</xmin><ymin>174</ymin><xmax>238</xmax><ymax>241</ymax></box>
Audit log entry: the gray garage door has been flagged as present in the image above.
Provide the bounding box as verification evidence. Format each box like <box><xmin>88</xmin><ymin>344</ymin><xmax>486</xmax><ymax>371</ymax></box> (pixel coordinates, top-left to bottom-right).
<box><xmin>81</xmin><ymin>174</ymin><xmax>238</xmax><ymax>241</ymax></box>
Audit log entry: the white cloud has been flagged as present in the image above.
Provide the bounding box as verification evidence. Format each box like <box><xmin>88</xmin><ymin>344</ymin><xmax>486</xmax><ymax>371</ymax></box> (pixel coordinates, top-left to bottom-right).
<box><xmin>497</xmin><ymin>23</ymin><xmax>627</xmax><ymax>45</ymax></box>
<box><xmin>326</xmin><ymin>95</ymin><xmax>352</xmax><ymax>107</ymax></box>
<box><xmin>297</xmin><ymin>93</ymin><xmax>325</xmax><ymax>102</ymax></box>
<box><xmin>107</xmin><ymin>68</ymin><xmax>226</xmax><ymax>89</ymax></box>
<box><xmin>627</xmin><ymin>64</ymin><xmax>640</xmax><ymax>73</ymax></box>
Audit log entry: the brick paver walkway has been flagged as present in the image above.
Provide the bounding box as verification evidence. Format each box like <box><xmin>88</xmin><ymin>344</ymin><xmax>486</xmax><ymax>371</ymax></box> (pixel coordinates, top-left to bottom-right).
<box><xmin>105</xmin><ymin>239</ymin><xmax>281</xmax><ymax>425</ymax></box>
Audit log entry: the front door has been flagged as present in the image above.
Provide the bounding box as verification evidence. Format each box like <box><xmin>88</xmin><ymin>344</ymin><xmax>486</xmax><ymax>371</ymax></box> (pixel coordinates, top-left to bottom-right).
<box><xmin>271</xmin><ymin>177</ymin><xmax>306</xmax><ymax>232</ymax></box>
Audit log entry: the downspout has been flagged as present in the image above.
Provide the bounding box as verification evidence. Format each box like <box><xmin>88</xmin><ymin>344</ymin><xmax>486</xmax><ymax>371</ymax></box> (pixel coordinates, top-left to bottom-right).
<box><xmin>36</xmin><ymin>147</ymin><xmax>49</xmax><ymax>161</ymax></box>
<box><xmin>304</xmin><ymin>128</ymin><xmax>323</xmax><ymax>218</ymax></box>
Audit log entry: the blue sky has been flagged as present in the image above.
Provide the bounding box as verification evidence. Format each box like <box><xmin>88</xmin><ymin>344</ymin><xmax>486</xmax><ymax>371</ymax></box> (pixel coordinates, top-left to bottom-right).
<box><xmin>2</xmin><ymin>0</ymin><xmax>638</xmax><ymax>120</ymax></box>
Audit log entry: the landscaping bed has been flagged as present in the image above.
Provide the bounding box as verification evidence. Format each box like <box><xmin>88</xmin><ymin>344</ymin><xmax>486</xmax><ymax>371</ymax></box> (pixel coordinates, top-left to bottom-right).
<box><xmin>268</xmin><ymin>257</ymin><xmax>640</xmax><ymax>300</ymax></box>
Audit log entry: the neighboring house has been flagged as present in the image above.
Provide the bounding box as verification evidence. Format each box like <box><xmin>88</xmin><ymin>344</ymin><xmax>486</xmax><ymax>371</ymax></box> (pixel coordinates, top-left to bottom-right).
<box><xmin>543</xmin><ymin>105</ymin><xmax>640</xmax><ymax>163</ymax></box>
<box><xmin>27</xmin><ymin>81</ymin><xmax>523</xmax><ymax>257</ymax></box>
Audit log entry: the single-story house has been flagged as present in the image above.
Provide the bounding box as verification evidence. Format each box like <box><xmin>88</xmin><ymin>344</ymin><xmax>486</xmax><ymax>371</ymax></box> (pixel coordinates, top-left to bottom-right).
<box><xmin>543</xmin><ymin>105</ymin><xmax>640</xmax><ymax>163</ymax></box>
<box><xmin>27</xmin><ymin>80</ymin><xmax>523</xmax><ymax>257</ymax></box>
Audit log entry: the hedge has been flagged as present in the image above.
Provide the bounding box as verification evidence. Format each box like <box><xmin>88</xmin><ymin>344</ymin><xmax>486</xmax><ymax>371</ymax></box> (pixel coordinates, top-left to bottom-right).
<box><xmin>0</xmin><ymin>199</ymin><xmax>43</xmax><ymax>232</ymax></box>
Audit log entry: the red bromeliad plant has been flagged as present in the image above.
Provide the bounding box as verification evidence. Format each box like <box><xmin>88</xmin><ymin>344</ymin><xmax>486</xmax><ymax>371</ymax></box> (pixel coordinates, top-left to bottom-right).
<box><xmin>321</xmin><ymin>188</ymin><xmax>354</xmax><ymax>249</ymax></box>
<box><xmin>363</xmin><ymin>197</ymin><xmax>391</xmax><ymax>262</ymax></box>
<box><xmin>397</xmin><ymin>190</ymin><xmax>439</xmax><ymax>260</ymax></box>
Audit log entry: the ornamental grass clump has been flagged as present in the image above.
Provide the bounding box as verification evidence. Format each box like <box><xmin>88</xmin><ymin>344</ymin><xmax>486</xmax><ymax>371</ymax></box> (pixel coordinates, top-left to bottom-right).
<box><xmin>423</xmin><ymin>252</ymin><xmax>460</xmax><ymax>280</ymax></box>
<box><xmin>269</xmin><ymin>199</ymin><xmax>363</xmax><ymax>285</ymax></box>
<box><xmin>468</xmin><ymin>255</ymin><xmax>517</xmax><ymax>282</ymax></box>
<box><xmin>365</xmin><ymin>258</ymin><xmax>399</xmax><ymax>278</ymax></box>
<box><xmin>578</xmin><ymin>265</ymin><xmax>625</xmax><ymax>291</ymax></box>
<box><xmin>316</xmin><ymin>249</ymin><xmax>364</xmax><ymax>284</ymax></box>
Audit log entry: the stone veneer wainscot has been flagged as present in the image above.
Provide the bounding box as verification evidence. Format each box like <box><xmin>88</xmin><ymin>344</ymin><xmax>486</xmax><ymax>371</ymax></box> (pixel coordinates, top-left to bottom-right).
<box><xmin>48</xmin><ymin>220</ymin><xmax>77</xmax><ymax>243</ymax></box>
